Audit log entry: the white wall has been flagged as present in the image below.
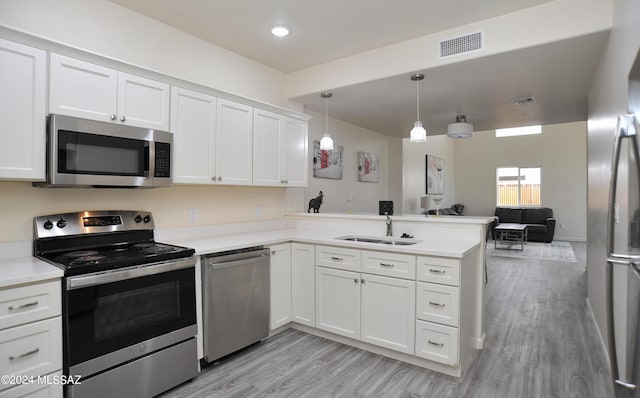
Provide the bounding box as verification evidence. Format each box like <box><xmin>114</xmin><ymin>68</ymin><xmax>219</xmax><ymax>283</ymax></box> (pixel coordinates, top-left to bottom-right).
<box><xmin>402</xmin><ymin>135</ymin><xmax>455</xmax><ymax>215</ymax></box>
<box><xmin>0</xmin><ymin>182</ymin><xmax>287</xmax><ymax>243</ymax></box>
<box><xmin>302</xmin><ymin>110</ymin><xmax>392</xmax><ymax>214</ymax></box>
<box><xmin>587</xmin><ymin>0</ymin><xmax>640</xmax><ymax>360</ymax></box>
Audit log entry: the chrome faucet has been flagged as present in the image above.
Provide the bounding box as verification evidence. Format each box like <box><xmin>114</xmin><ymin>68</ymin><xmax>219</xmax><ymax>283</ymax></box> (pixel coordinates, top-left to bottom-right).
<box><xmin>385</xmin><ymin>212</ymin><xmax>392</xmax><ymax>237</ymax></box>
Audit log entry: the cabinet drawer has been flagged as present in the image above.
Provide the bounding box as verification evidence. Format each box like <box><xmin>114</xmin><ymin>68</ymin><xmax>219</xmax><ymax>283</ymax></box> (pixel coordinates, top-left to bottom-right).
<box><xmin>315</xmin><ymin>245</ymin><xmax>361</xmax><ymax>272</ymax></box>
<box><xmin>0</xmin><ymin>317</ymin><xmax>62</xmax><ymax>391</ymax></box>
<box><xmin>0</xmin><ymin>281</ymin><xmax>61</xmax><ymax>330</ymax></box>
<box><xmin>362</xmin><ymin>250</ymin><xmax>416</xmax><ymax>280</ymax></box>
<box><xmin>416</xmin><ymin>256</ymin><xmax>460</xmax><ymax>286</ymax></box>
<box><xmin>0</xmin><ymin>371</ymin><xmax>62</xmax><ymax>397</ymax></box>
<box><xmin>416</xmin><ymin>282</ymin><xmax>459</xmax><ymax>327</ymax></box>
<box><xmin>415</xmin><ymin>320</ymin><xmax>459</xmax><ymax>366</ymax></box>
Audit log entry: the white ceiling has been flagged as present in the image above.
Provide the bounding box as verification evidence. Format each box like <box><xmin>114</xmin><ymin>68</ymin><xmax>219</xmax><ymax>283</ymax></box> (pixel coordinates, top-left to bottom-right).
<box><xmin>110</xmin><ymin>0</ymin><xmax>609</xmax><ymax>137</ymax></box>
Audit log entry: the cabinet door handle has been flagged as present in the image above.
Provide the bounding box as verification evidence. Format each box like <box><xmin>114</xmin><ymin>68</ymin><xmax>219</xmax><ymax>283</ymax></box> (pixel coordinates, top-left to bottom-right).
<box><xmin>8</xmin><ymin>301</ymin><xmax>38</xmax><ymax>311</ymax></box>
<box><xmin>361</xmin><ymin>279</ymin><xmax>365</xmax><ymax>284</ymax></box>
<box><xmin>9</xmin><ymin>348</ymin><xmax>40</xmax><ymax>361</ymax></box>
<box><xmin>217</xmin><ymin>176</ymin><xmax>222</xmax><ymax>181</ymax></box>
<box><xmin>110</xmin><ymin>114</ymin><xmax>117</xmax><ymax>121</ymax></box>
<box><xmin>380</xmin><ymin>262</ymin><xmax>394</xmax><ymax>268</ymax></box>
<box><xmin>353</xmin><ymin>278</ymin><xmax>358</xmax><ymax>283</ymax></box>
<box><xmin>330</xmin><ymin>256</ymin><xmax>343</xmax><ymax>262</ymax></box>
<box><xmin>427</xmin><ymin>340</ymin><xmax>444</xmax><ymax>347</ymax></box>
<box><xmin>429</xmin><ymin>301</ymin><xmax>445</xmax><ymax>307</ymax></box>
<box><xmin>429</xmin><ymin>268</ymin><xmax>445</xmax><ymax>274</ymax></box>
<box><xmin>211</xmin><ymin>176</ymin><xmax>217</xmax><ymax>181</ymax></box>
<box><xmin>120</xmin><ymin>115</ymin><xmax>126</xmax><ymax>122</ymax></box>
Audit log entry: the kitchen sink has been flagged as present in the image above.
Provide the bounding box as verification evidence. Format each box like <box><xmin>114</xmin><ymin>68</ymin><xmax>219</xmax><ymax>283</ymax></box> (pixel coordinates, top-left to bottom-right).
<box><xmin>335</xmin><ymin>235</ymin><xmax>421</xmax><ymax>246</ymax></box>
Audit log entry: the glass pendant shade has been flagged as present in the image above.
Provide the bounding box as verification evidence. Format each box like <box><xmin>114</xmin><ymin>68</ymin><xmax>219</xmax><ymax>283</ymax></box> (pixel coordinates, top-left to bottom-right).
<box><xmin>320</xmin><ymin>132</ymin><xmax>334</xmax><ymax>150</ymax></box>
<box><xmin>410</xmin><ymin>121</ymin><xmax>427</xmax><ymax>142</ymax></box>
<box><xmin>320</xmin><ymin>92</ymin><xmax>334</xmax><ymax>151</ymax></box>
<box><xmin>409</xmin><ymin>74</ymin><xmax>427</xmax><ymax>142</ymax></box>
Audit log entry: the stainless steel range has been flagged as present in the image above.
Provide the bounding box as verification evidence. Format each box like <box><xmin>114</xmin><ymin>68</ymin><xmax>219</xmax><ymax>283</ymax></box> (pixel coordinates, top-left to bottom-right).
<box><xmin>34</xmin><ymin>211</ymin><xmax>197</xmax><ymax>398</ymax></box>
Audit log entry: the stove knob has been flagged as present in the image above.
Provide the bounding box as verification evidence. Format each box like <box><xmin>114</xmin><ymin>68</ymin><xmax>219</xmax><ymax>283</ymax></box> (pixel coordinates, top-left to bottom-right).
<box><xmin>56</xmin><ymin>219</ymin><xmax>67</xmax><ymax>229</ymax></box>
<box><xmin>43</xmin><ymin>220</ymin><xmax>53</xmax><ymax>230</ymax></box>
<box><xmin>135</xmin><ymin>215</ymin><xmax>143</xmax><ymax>223</ymax></box>
<box><xmin>143</xmin><ymin>215</ymin><xmax>151</xmax><ymax>223</ymax></box>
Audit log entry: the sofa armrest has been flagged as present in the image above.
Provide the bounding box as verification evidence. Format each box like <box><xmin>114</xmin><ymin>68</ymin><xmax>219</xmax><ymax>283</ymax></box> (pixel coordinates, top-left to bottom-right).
<box><xmin>545</xmin><ymin>217</ymin><xmax>556</xmax><ymax>242</ymax></box>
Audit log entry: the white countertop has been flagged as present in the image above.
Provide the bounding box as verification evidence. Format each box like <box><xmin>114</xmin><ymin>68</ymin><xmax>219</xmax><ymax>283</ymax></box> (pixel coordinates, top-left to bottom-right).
<box><xmin>0</xmin><ymin>256</ymin><xmax>63</xmax><ymax>289</ymax></box>
<box><xmin>0</xmin><ymin>214</ymin><xmax>485</xmax><ymax>288</ymax></box>
<box><xmin>167</xmin><ymin>227</ymin><xmax>480</xmax><ymax>258</ymax></box>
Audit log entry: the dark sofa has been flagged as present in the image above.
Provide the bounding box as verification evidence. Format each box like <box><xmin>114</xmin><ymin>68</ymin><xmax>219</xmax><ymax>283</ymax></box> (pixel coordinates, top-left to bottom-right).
<box><xmin>491</xmin><ymin>207</ymin><xmax>556</xmax><ymax>243</ymax></box>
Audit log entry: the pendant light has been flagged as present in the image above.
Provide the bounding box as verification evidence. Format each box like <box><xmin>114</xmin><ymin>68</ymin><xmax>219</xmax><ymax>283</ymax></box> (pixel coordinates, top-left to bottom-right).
<box><xmin>320</xmin><ymin>92</ymin><xmax>334</xmax><ymax>151</ymax></box>
<box><xmin>447</xmin><ymin>114</ymin><xmax>473</xmax><ymax>138</ymax></box>
<box><xmin>409</xmin><ymin>73</ymin><xmax>427</xmax><ymax>142</ymax></box>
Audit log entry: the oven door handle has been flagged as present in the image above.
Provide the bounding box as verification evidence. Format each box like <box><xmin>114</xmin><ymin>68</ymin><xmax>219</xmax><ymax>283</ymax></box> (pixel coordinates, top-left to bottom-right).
<box><xmin>66</xmin><ymin>256</ymin><xmax>196</xmax><ymax>290</ymax></box>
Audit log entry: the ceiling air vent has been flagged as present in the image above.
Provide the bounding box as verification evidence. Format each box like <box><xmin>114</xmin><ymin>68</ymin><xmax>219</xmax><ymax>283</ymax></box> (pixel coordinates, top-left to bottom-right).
<box><xmin>439</xmin><ymin>31</ymin><xmax>483</xmax><ymax>59</ymax></box>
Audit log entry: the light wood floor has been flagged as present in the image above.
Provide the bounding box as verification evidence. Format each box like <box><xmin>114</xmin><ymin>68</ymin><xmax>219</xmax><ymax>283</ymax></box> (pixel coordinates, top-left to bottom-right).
<box><xmin>163</xmin><ymin>242</ymin><xmax>613</xmax><ymax>397</ymax></box>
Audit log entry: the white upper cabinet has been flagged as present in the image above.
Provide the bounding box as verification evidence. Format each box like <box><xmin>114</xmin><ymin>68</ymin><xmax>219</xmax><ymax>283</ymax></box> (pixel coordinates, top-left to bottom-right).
<box><xmin>170</xmin><ymin>87</ymin><xmax>217</xmax><ymax>184</ymax></box>
<box><xmin>117</xmin><ymin>72</ymin><xmax>170</xmax><ymax>130</ymax></box>
<box><xmin>253</xmin><ymin>109</ymin><xmax>282</xmax><ymax>186</ymax></box>
<box><xmin>253</xmin><ymin>109</ymin><xmax>308</xmax><ymax>187</ymax></box>
<box><xmin>282</xmin><ymin>117</ymin><xmax>308</xmax><ymax>187</ymax></box>
<box><xmin>216</xmin><ymin>99</ymin><xmax>253</xmax><ymax>185</ymax></box>
<box><xmin>0</xmin><ymin>38</ymin><xmax>46</xmax><ymax>181</ymax></box>
<box><xmin>49</xmin><ymin>53</ymin><xmax>170</xmax><ymax>130</ymax></box>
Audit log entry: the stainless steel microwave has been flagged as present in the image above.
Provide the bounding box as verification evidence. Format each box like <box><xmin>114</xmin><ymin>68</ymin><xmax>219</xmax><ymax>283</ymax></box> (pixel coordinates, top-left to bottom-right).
<box><xmin>34</xmin><ymin>115</ymin><xmax>172</xmax><ymax>188</ymax></box>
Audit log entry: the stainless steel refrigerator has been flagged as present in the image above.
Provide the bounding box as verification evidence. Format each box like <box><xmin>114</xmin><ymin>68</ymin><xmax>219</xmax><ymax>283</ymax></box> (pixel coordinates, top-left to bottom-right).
<box><xmin>607</xmin><ymin>52</ymin><xmax>640</xmax><ymax>398</ymax></box>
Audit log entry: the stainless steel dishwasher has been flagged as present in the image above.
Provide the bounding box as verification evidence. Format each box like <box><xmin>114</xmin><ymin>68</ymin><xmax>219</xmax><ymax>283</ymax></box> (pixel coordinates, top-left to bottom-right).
<box><xmin>201</xmin><ymin>246</ymin><xmax>270</xmax><ymax>364</ymax></box>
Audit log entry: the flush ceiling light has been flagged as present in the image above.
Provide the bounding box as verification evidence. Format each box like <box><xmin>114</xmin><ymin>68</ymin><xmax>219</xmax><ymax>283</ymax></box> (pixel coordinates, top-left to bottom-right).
<box><xmin>409</xmin><ymin>74</ymin><xmax>427</xmax><ymax>142</ymax></box>
<box><xmin>447</xmin><ymin>115</ymin><xmax>473</xmax><ymax>138</ymax></box>
<box><xmin>320</xmin><ymin>92</ymin><xmax>334</xmax><ymax>151</ymax></box>
<box><xmin>270</xmin><ymin>25</ymin><xmax>290</xmax><ymax>37</ymax></box>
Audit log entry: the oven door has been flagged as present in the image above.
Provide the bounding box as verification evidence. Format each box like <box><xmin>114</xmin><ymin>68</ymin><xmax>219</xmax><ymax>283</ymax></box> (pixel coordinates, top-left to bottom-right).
<box><xmin>63</xmin><ymin>257</ymin><xmax>196</xmax><ymax>376</ymax></box>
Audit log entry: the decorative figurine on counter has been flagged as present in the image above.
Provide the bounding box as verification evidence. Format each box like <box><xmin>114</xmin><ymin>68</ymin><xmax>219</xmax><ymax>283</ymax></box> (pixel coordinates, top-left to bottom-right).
<box><xmin>308</xmin><ymin>191</ymin><xmax>324</xmax><ymax>213</ymax></box>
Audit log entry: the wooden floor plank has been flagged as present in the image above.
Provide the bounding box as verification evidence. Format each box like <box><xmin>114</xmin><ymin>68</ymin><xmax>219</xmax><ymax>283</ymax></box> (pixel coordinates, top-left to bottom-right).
<box><xmin>162</xmin><ymin>241</ymin><xmax>613</xmax><ymax>398</ymax></box>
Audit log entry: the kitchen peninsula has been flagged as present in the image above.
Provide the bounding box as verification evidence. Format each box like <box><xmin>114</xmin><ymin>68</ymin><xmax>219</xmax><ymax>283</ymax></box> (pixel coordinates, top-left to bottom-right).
<box><xmin>161</xmin><ymin>212</ymin><xmax>493</xmax><ymax>378</ymax></box>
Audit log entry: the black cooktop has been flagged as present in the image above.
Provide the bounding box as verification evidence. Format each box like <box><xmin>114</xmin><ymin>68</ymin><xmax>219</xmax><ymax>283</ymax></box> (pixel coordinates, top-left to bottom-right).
<box><xmin>38</xmin><ymin>241</ymin><xmax>195</xmax><ymax>276</ymax></box>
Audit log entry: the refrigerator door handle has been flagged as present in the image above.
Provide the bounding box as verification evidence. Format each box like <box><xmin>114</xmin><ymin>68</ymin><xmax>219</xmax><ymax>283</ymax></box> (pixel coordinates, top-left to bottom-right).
<box><xmin>615</xmin><ymin>379</ymin><xmax>637</xmax><ymax>390</ymax></box>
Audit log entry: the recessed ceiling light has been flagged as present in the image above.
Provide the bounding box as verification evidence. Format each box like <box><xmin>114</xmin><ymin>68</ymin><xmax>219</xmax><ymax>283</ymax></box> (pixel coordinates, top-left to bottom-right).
<box><xmin>270</xmin><ymin>25</ymin><xmax>290</xmax><ymax>38</ymax></box>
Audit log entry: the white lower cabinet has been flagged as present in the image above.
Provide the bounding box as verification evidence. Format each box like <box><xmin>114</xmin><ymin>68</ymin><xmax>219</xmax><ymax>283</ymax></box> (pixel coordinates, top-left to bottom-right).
<box><xmin>360</xmin><ymin>274</ymin><xmax>415</xmax><ymax>354</ymax></box>
<box><xmin>315</xmin><ymin>267</ymin><xmax>360</xmax><ymax>339</ymax></box>
<box><xmin>269</xmin><ymin>243</ymin><xmax>292</xmax><ymax>330</ymax></box>
<box><xmin>291</xmin><ymin>243</ymin><xmax>315</xmax><ymax>327</ymax></box>
<box><xmin>415</xmin><ymin>320</ymin><xmax>459</xmax><ymax>366</ymax></box>
<box><xmin>416</xmin><ymin>282</ymin><xmax>459</xmax><ymax>327</ymax></box>
<box><xmin>315</xmin><ymin>248</ymin><xmax>416</xmax><ymax>355</ymax></box>
<box><xmin>0</xmin><ymin>318</ymin><xmax>62</xmax><ymax>393</ymax></box>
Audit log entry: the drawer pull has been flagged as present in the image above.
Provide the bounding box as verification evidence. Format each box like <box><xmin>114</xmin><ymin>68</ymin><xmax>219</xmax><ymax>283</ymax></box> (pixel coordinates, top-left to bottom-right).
<box><xmin>429</xmin><ymin>301</ymin><xmax>445</xmax><ymax>307</ymax></box>
<box><xmin>330</xmin><ymin>256</ymin><xmax>344</xmax><ymax>262</ymax></box>
<box><xmin>429</xmin><ymin>269</ymin><xmax>445</xmax><ymax>274</ymax></box>
<box><xmin>380</xmin><ymin>263</ymin><xmax>395</xmax><ymax>268</ymax></box>
<box><xmin>354</xmin><ymin>278</ymin><xmax>358</xmax><ymax>283</ymax></box>
<box><xmin>9</xmin><ymin>348</ymin><xmax>40</xmax><ymax>361</ymax></box>
<box><xmin>8</xmin><ymin>301</ymin><xmax>38</xmax><ymax>311</ymax></box>
<box><xmin>427</xmin><ymin>340</ymin><xmax>444</xmax><ymax>347</ymax></box>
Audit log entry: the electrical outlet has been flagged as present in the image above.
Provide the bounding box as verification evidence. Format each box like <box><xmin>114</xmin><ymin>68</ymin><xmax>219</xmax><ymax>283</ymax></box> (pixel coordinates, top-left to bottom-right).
<box><xmin>188</xmin><ymin>208</ymin><xmax>197</xmax><ymax>222</ymax></box>
<box><xmin>560</xmin><ymin>223</ymin><xmax>566</xmax><ymax>229</ymax></box>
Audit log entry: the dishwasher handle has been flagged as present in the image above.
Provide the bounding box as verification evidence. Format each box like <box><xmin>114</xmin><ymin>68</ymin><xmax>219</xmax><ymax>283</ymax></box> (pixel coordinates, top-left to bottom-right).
<box><xmin>206</xmin><ymin>254</ymin><xmax>269</xmax><ymax>270</ymax></box>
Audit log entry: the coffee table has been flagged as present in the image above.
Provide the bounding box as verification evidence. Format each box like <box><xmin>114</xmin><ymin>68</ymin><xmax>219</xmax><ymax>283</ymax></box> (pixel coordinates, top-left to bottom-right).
<box><xmin>494</xmin><ymin>223</ymin><xmax>528</xmax><ymax>251</ymax></box>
